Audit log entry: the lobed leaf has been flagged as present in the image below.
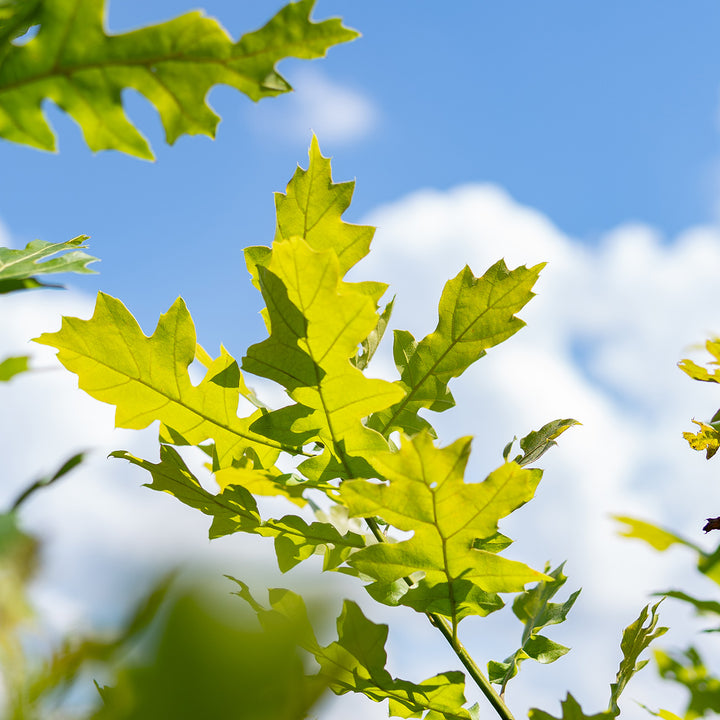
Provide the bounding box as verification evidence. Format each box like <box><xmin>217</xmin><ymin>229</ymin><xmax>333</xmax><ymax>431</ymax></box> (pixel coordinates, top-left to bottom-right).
<box><xmin>369</xmin><ymin>260</ymin><xmax>544</xmax><ymax>438</ymax></box>
<box><xmin>0</xmin><ymin>236</ymin><xmax>96</xmax><ymax>293</ymax></box>
<box><xmin>609</xmin><ymin>601</ymin><xmax>667</xmax><ymax>716</ymax></box>
<box><xmin>113</xmin><ymin>444</ymin><xmax>365</xmax><ymax>572</ymax></box>
<box><xmin>489</xmin><ymin>562</ymin><xmax>579</xmax><ymax>694</ymax></box>
<box><xmin>339</xmin><ymin>431</ymin><xmax>549</xmax><ymax>633</ymax></box>
<box><xmin>271</xmin><ymin>134</ymin><xmax>375</xmax><ymax>277</ymax></box>
<box><xmin>244</xmin><ymin>235</ymin><xmax>404</xmax><ymax>481</ymax></box>
<box><xmin>531</xmin><ymin>603</ymin><xmax>667</xmax><ymax>719</ymax></box>
<box><xmin>252</xmin><ymin>587</ymin><xmax>478</xmax><ymax>720</ymax></box>
<box><xmin>34</xmin><ymin>293</ymin><xmax>294</xmax><ymax>468</ymax></box>
<box><xmin>0</xmin><ymin>0</ymin><xmax>358</xmax><ymax>157</ymax></box>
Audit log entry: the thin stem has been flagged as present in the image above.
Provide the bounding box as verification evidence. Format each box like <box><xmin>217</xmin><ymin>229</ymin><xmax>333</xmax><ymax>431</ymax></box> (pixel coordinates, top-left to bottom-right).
<box><xmin>363</xmin><ymin>517</ymin><xmax>515</xmax><ymax>720</ymax></box>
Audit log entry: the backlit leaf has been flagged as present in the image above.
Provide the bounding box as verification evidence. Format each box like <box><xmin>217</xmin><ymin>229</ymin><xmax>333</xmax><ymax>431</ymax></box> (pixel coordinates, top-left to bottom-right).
<box><xmin>0</xmin><ymin>236</ymin><xmax>96</xmax><ymax>293</ymax></box>
<box><xmin>339</xmin><ymin>431</ymin><xmax>549</xmax><ymax>632</ymax></box>
<box><xmin>0</xmin><ymin>355</ymin><xmax>28</xmax><ymax>381</ymax></box>
<box><xmin>0</xmin><ymin>0</ymin><xmax>357</xmax><ymax>157</ymax></box>
<box><xmin>113</xmin><ymin>445</ymin><xmax>364</xmax><ymax>572</ymax></box>
<box><xmin>490</xmin><ymin>563</ymin><xmax>579</xmax><ymax>693</ymax></box>
<box><xmin>35</xmin><ymin>293</ymin><xmax>293</xmax><ymax>468</ymax></box>
<box><xmin>244</xmin><ymin>235</ymin><xmax>404</xmax><ymax>480</ymax></box>
<box><xmin>369</xmin><ymin>260</ymin><xmax>544</xmax><ymax>437</ymax></box>
<box><xmin>614</xmin><ymin>516</ymin><xmax>701</xmax><ymax>553</ymax></box>
<box><xmin>683</xmin><ymin>419</ymin><xmax>720</xmax><ymax>459</ymax></box>
<box><xmin>609</xmin><ymin>601</ymin><xmax>667</xmax><ymax>716</ymax></box>
<box><xmin>254</xmin><ymin>587</ymin><xmax>478</xmax><ymax>720</ymax></box>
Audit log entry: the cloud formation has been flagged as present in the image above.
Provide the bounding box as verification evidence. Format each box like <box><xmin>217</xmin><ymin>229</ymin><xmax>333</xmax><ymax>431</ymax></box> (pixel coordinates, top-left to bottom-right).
<box><xmin>249</xmin><ymin>67</ymin><xmax>379</xmax><ymax>145</ymax></box>
<box><xmin>348</xmin><ymin>184</ymin><xmax>720</xmax><ymax>716</ymax></box>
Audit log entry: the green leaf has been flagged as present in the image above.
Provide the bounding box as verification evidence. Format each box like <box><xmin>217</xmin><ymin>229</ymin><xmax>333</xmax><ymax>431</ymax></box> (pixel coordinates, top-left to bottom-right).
<box><xmin>683</xmin><ymin>419</ymin><xmax>720</xmax><ymax>459</ymax></box>
<box><xmin>244</xmin><ymin>235</ymin><xmax>404</xmax><ymax>480</ymax></box>
<box><xmin>339</xmin><ymin>431</ymin><xmax>549</xmax><ymax>632</ymax></box>
<box><xmin>678</xmin><ymin>339</ymin><xmax>720</xmax><ymax>383</ymax></box>
<box><xmin>353</xmin><ymin>297</ymin><xmax>394</xmax><ymax>371</ymax></box>
<box><xmin>254</xmin><ymin>587</ymin><xmax>477</xmax><ymax>720</ymax></box>
<box><xmin>614</xmin><ymin>516</ymin><xmax>701</xmax><ymax>553</ymax></box>
<box><xmin>510</xmin><ymin>419</ymin><xmax>580</xmax><ymax>467</ymax></box>
<box><xmin>0</xmin><ymin>0</ymin><xmax>358</xmax><ymax>157</ymax></box>
<box><xmin>113</xmin><ymin>445</ymin><xmax>365</xmax><ymax>572</ymax></box>
<box><xmin>0</xmin><ymin>355</ymin><xmax>28</xmax><ymax>381</ymax></box>
<box><xmin>0</xmin><ymin>236</ymin><xmax>96</xmax><ymax>293</ymax></box>
<box><xmin>655</xmin><ymin>646</ymin><xmax>720</xmax><ymax>718</ymax></box>
<box><xmin>10</xmin><ymin>451</ymin><xmax>85</xmax><ymax>511</ymax></box>
<box><xmin>656</xmin><ymin>590</ymin><xmax>720</xmax><ymax>630</ymax></box>
<box><xmin>529</xmin><ymin>693</ymin><xmax>614</xmax><ymax>720</ymax></box>
<box><xmin>369</xmin><ymin>260</ymin><xmax>544</xmax><ymax>437</ymax></box>
<box><xmin>242</xmin><ymin>140</ymin><xmax>402</xmax><ymax>483</ymax></box>
<box><xmin>34</xmin><ymin>293</ymin><xmax>297</xmax><ymax>468</ymax></box>
<box><xmin>490</xmin><ymin>562</ymin><xmax>579</xmax><ymax>693</ymax></box>
<box><xmin>270</xmin><ymin>134</ymin><xmax>376</xmax><ymax>277</ymax></box>
<box><xmin>609</xmin><ymin>601</ymin><xmax>667</xmax><ymax>716</ymax></box>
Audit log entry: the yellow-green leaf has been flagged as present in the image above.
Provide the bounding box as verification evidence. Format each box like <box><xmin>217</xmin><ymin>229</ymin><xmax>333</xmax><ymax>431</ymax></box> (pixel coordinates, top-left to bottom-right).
<box><xmin>34</xmin><ymin>292</ymin><xmax>293</xmax><ymax>468</ymax></box>
<box><xmin>244</xmin><ymin>236</ymin><xmax>404</xmax><ymax>479</ymax></box>
<box><xmin>0</xmin><ymin>236</ymin><xmax>96</xmax><ymax>294</ymax></box>
<box><xmin>339</xmin><ymin>431</ymin><xmax>549</xmax><ymax>630</ymax></box>
<box><xmin>370</xmin><ymin>260</ymin><xmax>544</xmax><ymax>437</ymax></box>
<box><xmin>0</xmin><ymin>0</ymin><xmax>358</xmax><ymax>157</ymax></box>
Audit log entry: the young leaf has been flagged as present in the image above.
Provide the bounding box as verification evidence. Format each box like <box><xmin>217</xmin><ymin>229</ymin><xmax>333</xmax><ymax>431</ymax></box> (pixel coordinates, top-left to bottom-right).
<box><xmin>368</xmin><ymin>260</ymin><xmax>544</xmax><ymax>438</ymax></box>
<box><xmin>489</xmin><ymin>563</ymin><xmax>580</xmax><ymax>695</ymax></box>
<box><xmin>34</xmin><ymin>293</ymin><xmax>295</xmax><ymax>468</ymax></box>
<box><xmin>0</xmin><ymin>355</ymin><xmax>29</xmax><ymax>382</ymax></box>
<box><xmin>608</xmin><ymin>601</ymin><xmax>667</xmax><ymax>715</ymax></box>
<box><xmin>511</xmin><ymin>419</ymin><xmax>580</xmax><ymax>467</ymax></box>
<box><xmin>0</xmin><ymin>0</ymin><xmax>358</xmax><ymax>157</ymax></box>
<box><xmin>529</xmin><ymin>603</ymin><xmax>667</xmax><ymax>719</ymax></box>
<box><xmin>113</xmin><ymin>445</ymin><xmax>365</xmax><ymax>572</ymax></box>
<box><xmin>339</xmin><ymin>431</ymin><xmax>549</xmax><ymax>633</ymax></box>
<box><xmin>0</xmin><ymin>236</ymin><xmax>96</xmax><ymax>293</ymax></box>
<box><xmin>683</xmin><ymin>419</ymin><xmax>720</xmax><ymax>459</ymax></box>
<box><xmin>243</xmin><ymin>236</ymin><xmax>404</xmax><ymax>480</ymax></box>
<box><xmin>253</xmin><ymin>587</ymin><xmax>478</xmax><ymax>720</ymax></box>
<box><xmin>269</xmin><ymin>134</ymin><xmax>376</xmax><ymax>278</ymax></box>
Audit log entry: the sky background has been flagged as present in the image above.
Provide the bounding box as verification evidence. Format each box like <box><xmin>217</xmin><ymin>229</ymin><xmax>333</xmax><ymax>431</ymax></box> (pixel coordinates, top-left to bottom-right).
<box><xmin>3</xmin><ymin>1</ymin><xmax>720</xmax><ymax>718</ymax></box>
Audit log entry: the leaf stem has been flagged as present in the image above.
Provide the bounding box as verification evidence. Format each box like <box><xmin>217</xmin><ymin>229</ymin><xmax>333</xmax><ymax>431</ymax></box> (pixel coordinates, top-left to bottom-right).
<box><xmin>363</xmin><ymin>516</ymin><xmax>515</xmax><ymax>720</ymax></box>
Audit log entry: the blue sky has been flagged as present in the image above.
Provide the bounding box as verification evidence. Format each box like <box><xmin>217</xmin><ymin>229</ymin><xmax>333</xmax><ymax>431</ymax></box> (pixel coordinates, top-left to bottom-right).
<box><xmin>4</xmin><ymin>2</ymin><xmax>720</xmax><ymax>718</ymax></box>
<box><xmin>5</xmin><ymin>1</ymin><xmax>720</xmax><ymax>343</ymax></box>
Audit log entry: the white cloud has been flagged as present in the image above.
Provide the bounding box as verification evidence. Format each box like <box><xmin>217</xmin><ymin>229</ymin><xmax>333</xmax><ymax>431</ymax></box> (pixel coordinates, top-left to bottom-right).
<box><xmin>250</xmin><ymin>67</ymin><xmax>379</xmax><ymax>145</ymax></box>
<box><xmin>343</xmin><ymin>184</ymin><xmax>720</xmax><ymax>718</ymax></box>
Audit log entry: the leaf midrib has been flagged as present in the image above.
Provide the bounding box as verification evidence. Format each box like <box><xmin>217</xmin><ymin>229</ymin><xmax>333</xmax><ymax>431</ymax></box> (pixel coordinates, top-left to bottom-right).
<box><xmin>380</xmin><ymin>273</ymin><xmax>528</xmax><ymax>435</ymax></box>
